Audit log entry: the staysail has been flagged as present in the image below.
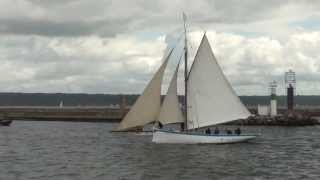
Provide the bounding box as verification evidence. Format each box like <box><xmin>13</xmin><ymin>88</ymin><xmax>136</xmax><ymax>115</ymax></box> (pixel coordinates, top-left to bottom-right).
<box><xmin>187</xmin><ymin>34</ymin><xmax>250</xmax><ymax>129</ymax></box>
<box><xmin>115</xmin><ymin>50</ymin><xmax>172</xmax><ymax>131</ymax></box>
<box><xmin>157</xmin><ymin>61</ymin><xmax>184</xmax><ymax>125</ymax></box>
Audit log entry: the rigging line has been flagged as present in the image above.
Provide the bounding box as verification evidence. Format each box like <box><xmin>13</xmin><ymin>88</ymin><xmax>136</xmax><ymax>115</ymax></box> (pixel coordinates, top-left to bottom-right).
<box><xmin>164</xmin><ymin>32</ymin><xmax>188</xmax><ymax>64</ymax></box>
<box><xmin>183</xmin><ymin>12</ymin><xmax>188</xmax><ymax>132</ymax></box>
<box><xmin>177</xmin><ymin>45</ymin><xmax>185</xmax><ymax>64</ymax></box>
<box><xmin>171</xmin><ymin>32</ymin><xmax>185</xmax><ymax>48</ymax></box>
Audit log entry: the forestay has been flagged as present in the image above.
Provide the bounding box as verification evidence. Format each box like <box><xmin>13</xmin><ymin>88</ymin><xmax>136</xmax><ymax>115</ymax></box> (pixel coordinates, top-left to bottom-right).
<box><xmin>187</xmin><ymin>34</ymin><xmax>250</xmax><ymax>129</ymax></box>
<box><xmin>116</xmin><ymin>50</ymin><xmax>172</xmax><ymax>131</ymax></box>
<box><xmin>157</xmin><ymin>61</ymin><xmax>184</xmax><ymax>125</ymax></box>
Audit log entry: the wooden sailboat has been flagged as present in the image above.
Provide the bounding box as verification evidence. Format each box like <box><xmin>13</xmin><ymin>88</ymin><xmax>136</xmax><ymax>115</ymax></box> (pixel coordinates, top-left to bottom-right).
<box><xmin>115</xmin><ymin>16</ymin><xmax>258</xmax><ymax>144</ymax></box>
<box><xmin>152</xmin><ymin>16</ymin><xmax>258</xmax><ymax>144</ymax></box>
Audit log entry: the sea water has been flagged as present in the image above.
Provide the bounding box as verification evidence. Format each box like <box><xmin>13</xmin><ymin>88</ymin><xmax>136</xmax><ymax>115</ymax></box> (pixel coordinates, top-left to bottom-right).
<box><xmin>0</xmin><ymin>121</ymin><xmax>319</xmax><ymax>180</ymax></box>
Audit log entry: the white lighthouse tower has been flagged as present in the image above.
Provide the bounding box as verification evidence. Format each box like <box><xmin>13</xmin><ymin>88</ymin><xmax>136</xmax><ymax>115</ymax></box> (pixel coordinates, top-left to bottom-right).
<box><xmin>269</xmin><ymin>81</ymin><xmax>277</xmax><ymax>116</ymax></box>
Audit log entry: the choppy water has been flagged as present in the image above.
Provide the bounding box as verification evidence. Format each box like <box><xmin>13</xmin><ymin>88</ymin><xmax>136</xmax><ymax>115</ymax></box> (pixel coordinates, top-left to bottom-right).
<box><xmin>0</xmin><ymin>121</ymin><xmax>319</xmax><ymax>180</ymax></box>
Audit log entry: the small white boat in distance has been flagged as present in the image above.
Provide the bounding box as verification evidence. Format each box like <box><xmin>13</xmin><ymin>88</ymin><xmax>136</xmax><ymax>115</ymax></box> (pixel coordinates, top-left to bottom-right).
<box><xmin>153</xmin><ymin>129</ymin><xmax>257</xmax><ymax>144</ymax></box>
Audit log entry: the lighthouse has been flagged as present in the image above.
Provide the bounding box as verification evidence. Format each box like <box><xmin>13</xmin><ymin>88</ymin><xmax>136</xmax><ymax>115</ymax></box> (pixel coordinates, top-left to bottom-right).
<box><xmin>269</xmin><ymin>81</ymin><xmax>277</xmax><ymax>116</ymax></box>
<box><xmin>285</xmin><ymin>69</ymin><xmax>296</xmax><ymax>111</ymax></box>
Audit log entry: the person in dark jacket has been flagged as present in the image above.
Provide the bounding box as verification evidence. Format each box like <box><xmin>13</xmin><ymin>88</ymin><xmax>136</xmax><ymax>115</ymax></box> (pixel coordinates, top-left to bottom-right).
<box><xmin>235</xmin><ymin>127</ymin><xmax>241</xmax><ymax>135</ymax></box>
<box><xmin>158</xmin><ymin>122</ymin><xmax>163</xmax><ymax>129</ymax></box>
<box><xmin>180</xmin><ymin>123</ymin><xmax>184</xmax><ymax>131</ymax></box>
<box><xmin>205</xmin><ymin>128</ymin><xmax>211</xmax><ymax>134</ymax></box>
<box><xmin>214</xmin><ymin>127</ymin><xmax>220</xmax><ymax>134</ymax></box>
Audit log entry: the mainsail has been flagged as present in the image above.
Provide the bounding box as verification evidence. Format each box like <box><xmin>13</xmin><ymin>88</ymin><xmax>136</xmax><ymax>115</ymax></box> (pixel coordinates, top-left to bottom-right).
<box><xmin>157</xmin><ymin>61</ymin><xmax>184</xmax><ymax>125</ymax></box>
<box><xmin>187</xmin><ymin>34</ymin><xmax>250</xmax><ymax>129</ymax></box>
<box><xmin>115</xmin><ymin>50</ymin><xmax>172</xmax><ymax>131</ymax></box>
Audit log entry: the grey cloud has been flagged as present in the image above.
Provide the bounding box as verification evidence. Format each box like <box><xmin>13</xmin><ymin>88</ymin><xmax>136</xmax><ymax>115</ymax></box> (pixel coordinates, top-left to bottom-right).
<box><xmin>0</xmin><ymin>18</ymin><xmax>130</xmax><ymax>37</ymax></box>
<box><xmin>1</xmin><ymin>0</ymin><xmax>315</xmax><ymax>38</ymax></box>
<box><xmin>0</xmin><ymin>33</ymin><xmax>166</xmax><ymax>93</ymax></box>
<box><xmin>27</xmin><ymin>0</ymin><xmax>79</xmax><ymax>6</ymax></box>
<box><xmin>1</xmin><ymin>0</ymin><xmax>320</xmax><ymax>95</ymax></box>
<box><xmin>0</xmin><ymin>19</ymin><xmax>95</xmax><ymax>37</ymax></box>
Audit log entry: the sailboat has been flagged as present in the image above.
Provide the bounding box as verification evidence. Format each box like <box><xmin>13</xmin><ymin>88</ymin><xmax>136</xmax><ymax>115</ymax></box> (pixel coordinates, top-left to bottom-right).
<box><xmin>115</xmin><ymin>17</ymin><xmax>258</xmax><ymax>144</ymax></box>
<box><xmin>152</xmin><ymin>32</ymin><xmax>257</xmax><ymax>144</ymax></box>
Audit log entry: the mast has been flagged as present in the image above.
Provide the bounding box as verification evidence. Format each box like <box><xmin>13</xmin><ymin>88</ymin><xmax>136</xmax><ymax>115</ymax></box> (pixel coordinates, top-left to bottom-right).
<box><xmin>183</xmin><ymin>13</ymin><xmax>188</xmax><ymax>131</ymax></box>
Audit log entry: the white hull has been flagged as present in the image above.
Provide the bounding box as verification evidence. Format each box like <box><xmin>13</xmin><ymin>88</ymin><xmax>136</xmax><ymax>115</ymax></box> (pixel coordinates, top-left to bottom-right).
<box><xmin>152</xmin><ymin>130</ymin><xmax>257</xmax><ymax>144</ymax></box>
<box><xmin>134</xmin><ymin>131</ymin><xmax>153</xmax><ymax>136</ymax></box>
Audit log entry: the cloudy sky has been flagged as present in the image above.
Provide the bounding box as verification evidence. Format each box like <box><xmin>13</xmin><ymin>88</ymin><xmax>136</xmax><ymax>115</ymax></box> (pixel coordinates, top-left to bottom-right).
<box><xmin>0</xmin><ymin>0</ymin><xmax>320</xmax><ymax>95</ymax></box>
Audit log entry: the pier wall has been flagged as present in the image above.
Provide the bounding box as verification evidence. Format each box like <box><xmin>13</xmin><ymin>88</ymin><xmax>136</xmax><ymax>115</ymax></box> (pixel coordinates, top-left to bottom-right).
<box><xmin>1</xmin><ymin>106</ymin><xmax>320</xmax><ymax>123</ymax></box>
<box><xmin>0</xmin><ymin>106</ymin><xmax>128</xmax><ymax>122</ymax></box>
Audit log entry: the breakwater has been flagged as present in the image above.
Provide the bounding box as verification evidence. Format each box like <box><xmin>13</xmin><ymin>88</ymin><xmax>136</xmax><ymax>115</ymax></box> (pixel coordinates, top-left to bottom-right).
<box><xmin>0</xmin><ymin>106</ymin><xmax>319</xmax><ymax>125</ymax></box>
<box><xmin>227</xmin><ymin>115</ymin><xmax>319</xmax><ymax>126</ymax></box>
<box><xmin>0</xmin><ymin>106</ymin><xmax>128</xmax><ymax>122</ymax></box>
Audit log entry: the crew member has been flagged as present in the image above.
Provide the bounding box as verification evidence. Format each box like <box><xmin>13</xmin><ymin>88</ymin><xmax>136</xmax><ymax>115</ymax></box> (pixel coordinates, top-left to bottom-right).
<box><xmin>214</xmin><ymin>127</ymin><xmax>220</xmax><ymax>134</ymax></box>
<box><xmin>235</xmin><ymin>127</ymin><xmax>241</xmax><ymax>135</ymax></box>
<box><xmin>158</xmin><ymin>122</ymin><xmax>163</xmax><ymax>129</ymax></box>
<box><xmin>205</xmin><ymin>128</ymin><xmax>211</xmax><ymax>134</ymax></box>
